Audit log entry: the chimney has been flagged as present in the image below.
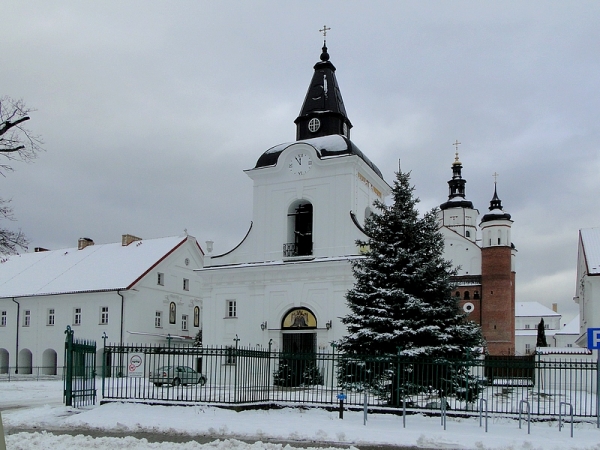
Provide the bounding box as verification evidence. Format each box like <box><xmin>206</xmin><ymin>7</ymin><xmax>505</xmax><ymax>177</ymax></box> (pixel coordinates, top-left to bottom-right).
<box><xmin>78</xmin><ymin>237</ymin><xmax>94</xmax><ymax>250</ymax></box>
<box><xmin>34</xmin><ymin>247</ymin><xmax>49</xmax><ymax>252</ymax></box>
<box><xmin>122</xmin><ymin>234</ymin><xmax>142</xmax><ymax>246</ymax></box>
<box><xmin>552</xmin><ymin>303</ymin><xmax>558</xmax><ymax>312</ymax></box>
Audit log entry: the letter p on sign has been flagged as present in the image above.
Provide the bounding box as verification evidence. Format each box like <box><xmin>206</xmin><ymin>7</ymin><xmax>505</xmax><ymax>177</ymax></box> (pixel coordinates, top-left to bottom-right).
<box><xmin>587</xmin><ymin>328</ymin><xmax>600</xmax><ymax>350</ymax></box>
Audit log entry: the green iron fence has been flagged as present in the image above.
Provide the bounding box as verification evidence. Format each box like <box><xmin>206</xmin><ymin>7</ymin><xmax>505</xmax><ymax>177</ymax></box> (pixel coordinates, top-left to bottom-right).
<box><xmin>101</xmin><ymin>343</ymin><xmax>598</xmax><ymax>418</ymax></box>
<box><xmin>64</xmin><ymin>326</ymin><xmax>97</xmax><ymax>407</ymax></box>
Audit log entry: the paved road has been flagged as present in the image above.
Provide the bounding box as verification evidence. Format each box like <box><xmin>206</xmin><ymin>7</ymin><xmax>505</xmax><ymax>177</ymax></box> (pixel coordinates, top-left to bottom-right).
<box><xmin>5</xmin><ymin>426</ymin><xmax>426</xmax><ymax>450</ymax></box>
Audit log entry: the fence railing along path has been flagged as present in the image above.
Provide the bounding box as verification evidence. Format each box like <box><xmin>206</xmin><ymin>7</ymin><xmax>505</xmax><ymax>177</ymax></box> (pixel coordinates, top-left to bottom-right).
<box><xmin>100</xmin><ymin>344</ymin><xmax>598</xmax><ymax>418</ymax></box>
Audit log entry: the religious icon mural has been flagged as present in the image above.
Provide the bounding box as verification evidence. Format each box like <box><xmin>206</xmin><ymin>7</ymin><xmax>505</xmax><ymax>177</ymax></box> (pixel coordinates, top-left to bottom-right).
<box><xmin>169</xmin><ymin>302</ymin><xmax>176</xmax><ymax>324</ymax></box>
<box><xmin>281</xmin><ymin>308</ymin><xmax>317</xmax><ymax>329</ymax></box>
<box><xmin>193</xmin><ymin>306</ymin><xmax>200</xmax><ymax>328</ymax></box>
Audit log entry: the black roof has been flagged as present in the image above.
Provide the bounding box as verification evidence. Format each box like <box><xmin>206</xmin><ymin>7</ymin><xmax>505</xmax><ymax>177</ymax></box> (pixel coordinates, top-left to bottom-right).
<box><xmin>254</xmin><ymin>134</ymin><xmax>384</xmax><ymax>179</ymax></box>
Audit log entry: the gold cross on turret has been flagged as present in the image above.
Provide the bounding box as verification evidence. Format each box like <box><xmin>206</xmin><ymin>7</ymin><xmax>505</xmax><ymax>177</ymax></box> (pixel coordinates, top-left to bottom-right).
<box><xmin>492</xmin><ymin>172</ymin><xmax>499</xmax><ymax>183</ymax></box>
<box><xmin>319</xmin><ymin>25</ymin><xmax>331</xmax><ymax>38</ymax></box>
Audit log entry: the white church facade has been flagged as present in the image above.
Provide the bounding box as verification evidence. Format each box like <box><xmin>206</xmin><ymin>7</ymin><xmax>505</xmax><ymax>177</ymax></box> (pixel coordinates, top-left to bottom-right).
<box><xmin>199</xmin><ymin>44</ymin><xmax>390</xmax><ymax>353</ymax></box>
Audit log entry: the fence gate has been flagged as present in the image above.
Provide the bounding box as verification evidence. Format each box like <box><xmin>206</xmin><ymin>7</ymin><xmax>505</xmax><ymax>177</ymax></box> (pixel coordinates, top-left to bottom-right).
<box><xmin>64</xmin><ymin>326</ymin><xmax>97</xmax><ymax>407</ymax></box>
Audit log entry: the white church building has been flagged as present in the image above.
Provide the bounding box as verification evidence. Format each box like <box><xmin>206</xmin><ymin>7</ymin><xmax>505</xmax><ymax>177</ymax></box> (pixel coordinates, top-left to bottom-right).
<box><xmin>198</xmin><ymin>43</ymin><xmax>390</xmax><ymax>353</ymax></box>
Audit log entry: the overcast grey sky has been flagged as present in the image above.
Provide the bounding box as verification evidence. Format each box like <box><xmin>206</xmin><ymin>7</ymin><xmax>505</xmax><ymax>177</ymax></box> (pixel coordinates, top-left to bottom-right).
<box><xmin>2</xmin><ymin>1</ymin><xmax>599</xmax><ymax>321</ymax></box>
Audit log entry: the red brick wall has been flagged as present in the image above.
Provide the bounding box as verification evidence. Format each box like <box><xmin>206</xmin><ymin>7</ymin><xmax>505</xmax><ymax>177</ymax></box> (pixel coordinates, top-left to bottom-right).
<box><xmin>481</xmin><ymin>246</ymin><xmax>515</xmax><ymax>355</ymax></box>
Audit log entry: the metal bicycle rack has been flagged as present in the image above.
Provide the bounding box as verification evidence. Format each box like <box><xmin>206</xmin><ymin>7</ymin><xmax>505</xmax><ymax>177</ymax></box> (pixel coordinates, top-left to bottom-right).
<box><xmin>479</xmin><ymin>398</ymin><xmax>488</xmax><ymax>432</ymax></box>
<box><xmin>559</xmin><ymin>402</ymin><xmax>574</xmax><ymax>438</ymax></box>
<box><xmin>518</xmin><ymin>399</ymin><xmax>531</xmax><ymax>435</ymax></box>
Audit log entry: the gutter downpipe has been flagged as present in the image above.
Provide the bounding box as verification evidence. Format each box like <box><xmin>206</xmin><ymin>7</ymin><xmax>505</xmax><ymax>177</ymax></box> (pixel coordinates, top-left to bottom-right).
<box><xmin>11</xmin><ymin>298</ymin><xmax>19</xmax><ymax>374</ymax></box>
<box><xmin>117</xmin><ymin>290</ymin><xmax>124</xmax><ymax>345</ymax></box>
<box><xmin>117</xmin><ymin>290</ymin><xmax>125</xmax><ymax>377</ymax></box>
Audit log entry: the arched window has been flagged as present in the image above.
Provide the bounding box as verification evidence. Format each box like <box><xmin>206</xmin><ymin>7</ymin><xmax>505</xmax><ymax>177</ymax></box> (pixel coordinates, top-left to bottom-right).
<box><xmin>194</xmin><ymin>306</ymin><xmax>200</xmax><ymax>328</ymax></box>
<box><xmin>473</xmin><ymin>291</ymin><xmax>480</xmax><ymax>300</ymax></box>
<box><xmin>285</xmin><ymin>201</ymin><xmax>313</xmax><ymax>257</ymax></box>
<box><xmin>455</xmin><ymin>291</ymin><xmax>461</xmax><ymax>298</ymax></box>
<box><xmin>465</xmin><ymin>230</ymin><xmax>471</xmax><ymax>238</ymax></box>
<box><xmin>464</xmin><ymin>291</ymin><xmax>470</xmax><ymax>300</ymax></box>
<box><xmin>169</xmin><ymin>302</ymin><xmax>176</xmax><ymax>324</ymax></box>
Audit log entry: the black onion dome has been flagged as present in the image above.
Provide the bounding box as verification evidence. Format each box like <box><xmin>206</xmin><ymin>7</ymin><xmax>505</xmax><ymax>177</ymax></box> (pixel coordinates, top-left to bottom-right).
<box><xmin>254</xmin><ymin>135</ymin><xmax>383</xmax><ymax>179</ymax></box>
<box><xmin>481</xmin><ymin>185</ymin><xmax>512</xmax><ymax>222</ymax></box>
<box><xmin>440</xmin><ymin>152</ymin><xmax>474</xmax><ymax>210</ymax></box>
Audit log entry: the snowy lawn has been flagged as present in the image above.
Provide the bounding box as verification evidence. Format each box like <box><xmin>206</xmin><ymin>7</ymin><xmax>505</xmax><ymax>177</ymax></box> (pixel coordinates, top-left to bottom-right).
<box><xmin>2</xmin><ymin>380</ymin><xmax>600</xmax><ymax>449</ymax></box>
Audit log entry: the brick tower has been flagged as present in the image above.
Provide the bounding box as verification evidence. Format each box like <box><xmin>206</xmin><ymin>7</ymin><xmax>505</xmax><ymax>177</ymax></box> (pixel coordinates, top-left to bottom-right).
<box><xmin>479</xmin><ymin>185</ymin><xmax>516</xmax><ymax>355</ymax></box>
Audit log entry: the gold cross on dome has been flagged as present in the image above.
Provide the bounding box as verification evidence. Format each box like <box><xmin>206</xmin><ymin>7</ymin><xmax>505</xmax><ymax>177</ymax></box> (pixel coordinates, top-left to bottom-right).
<box><xmin>319</xmin><ymin>25</ymin><xmax>331</xmax><ymax>38</ymax></box>
<box><xmin>493</xmin><ymin>172</ymin><xmax>499</xmax><ymax>183</ymax></box>
<box><xmin>453</xmin><ymin>140</ymin><xmax>461</xmax><ymax>152</ymax></box>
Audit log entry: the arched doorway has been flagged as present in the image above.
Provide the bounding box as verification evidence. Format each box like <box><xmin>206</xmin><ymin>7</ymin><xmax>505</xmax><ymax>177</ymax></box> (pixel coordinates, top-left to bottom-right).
<box><xmin>281</xmin><ymin>307</ymin><xmax>317</xmax><ymax>353</ymax></box>
<box><xmin>0</xmin><ymin>348</ymin><xmax>9</xmax><ymax>374</ymax></box>
<box><xmin>18</xmin><ymin>348</ymin><xmax>32</xmax><ymax>375</ymax></box>
<box><xmin>42</xmin><ymin>349</ymin><xmax>57</xmax><ymax>375</ymax></box>
<box><xmin>274</xmin><ymin>308</ymin><xmax>322</xmax><ymax>387</ymax></box>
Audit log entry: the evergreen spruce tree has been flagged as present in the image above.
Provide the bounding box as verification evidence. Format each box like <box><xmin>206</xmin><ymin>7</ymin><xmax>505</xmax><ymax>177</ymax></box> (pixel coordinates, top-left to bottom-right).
<box><xmin>338</xmin><ymin>170</ymin><xmax>484</xmax><ymax>402</ymax></box>
<box><xmin>338</xmin><ymin>172</ymin><xmax>483</xmax><ymax>405</ymax></box>
<box><xmin>536</xmin><ymin>318</ymin><xmax>548</xmax><ymax>348</ymax></box>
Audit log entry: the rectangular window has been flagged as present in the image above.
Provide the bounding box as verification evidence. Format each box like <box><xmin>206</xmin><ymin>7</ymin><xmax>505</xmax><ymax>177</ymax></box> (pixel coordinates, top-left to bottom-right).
<box><xmin>183</xmin><ymin>278</ymin><xmax>189</xmax><ymax>291</ymax></box>
<box><xmin>525</xmin><ymin>343</ymin><xmax>531</xmax><ymax>354</ymax></box>
<box><xmin>182</xmin><ymin>314</ymin><xmax>188</xmax><ymax>330</ymax></box>
<box><xmin>155</xmin><ymin>311</ymin><xmax>162</xmax><ymax>328</ymax></box>
<box><xmin>1</xmin><ymin>311</ymin><xmax>6</xmax><ymax>327</ymax></box>
<box><xmin>544</xmin><ymin>324</ymin><xmax>549</xmax><ymax>329</ymax></box>
<box><xmin>226</xmin><ymin>300</ymin><xmax>237</xmax><ymax>318</ymax></box>
<box><xmin>100</xmin><ymin>306</ymin><xmax>109</xmax><ymax>325</ymax></box>
<box><xmin>24</xmin><ymin>310</ymin><xmax>31</xmax><ymax>327</ymax></box>
<box><xmin>47</xmin><ymin>308</ymin><xmax>55</xmax><ymax>326</ymax></box>
<box><xmin>74</xmin><ymin>308</ymin><xmax>82</xmax><ymax>325</ymax></box>
<box><xmin>524</xmin><ymin>324</ymin><xmax>530</xmax><ymax>329</ymax></box>
<box><xmin>157</xmin><ymin>272</ymin><xmax>164</xmax><ymax>286</ymax></box>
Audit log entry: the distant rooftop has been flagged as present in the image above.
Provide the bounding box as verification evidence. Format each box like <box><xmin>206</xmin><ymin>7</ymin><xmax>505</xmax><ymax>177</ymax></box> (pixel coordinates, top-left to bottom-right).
<box><xmin>580</xmin><ymin>227</ymin><xmax>600</xmax><ymax>275</ymax></box>
<box><xmin>516</xmin><ymin>301</ymin><xmax>561</xmax><ymax>317</ymax></box>
<box><xmin>0</xmin><ymin>235</ymin><xmax>192</xmax><ymax>298</ymax></box>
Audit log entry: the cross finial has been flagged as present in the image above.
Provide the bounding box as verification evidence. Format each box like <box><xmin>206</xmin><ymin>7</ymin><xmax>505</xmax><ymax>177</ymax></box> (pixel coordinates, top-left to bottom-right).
<box><xmin>319</xmin><ymin>25</ymin><xmax>331</xmax><ymax>38</ymax></box>
<box><xmin>453</xmin><ymin>140</ymin><xmax>461</xmax><ymax>152</ymax></box>
<box><xmin>492</xmin><ymin>172</ymin><xmax>499</xmax><ymax>183</ymax></box>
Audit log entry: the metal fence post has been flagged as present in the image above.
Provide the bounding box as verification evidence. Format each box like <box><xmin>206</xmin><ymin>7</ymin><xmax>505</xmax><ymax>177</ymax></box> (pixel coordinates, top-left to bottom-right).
<box><xmin>64</xmin><ymin>326</ymin><xmax>74</xmax><ymax>406</ymax></box>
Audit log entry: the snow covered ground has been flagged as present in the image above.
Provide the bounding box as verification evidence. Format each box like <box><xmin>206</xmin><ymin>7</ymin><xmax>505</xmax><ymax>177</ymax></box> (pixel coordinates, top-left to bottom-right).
<box><xmin>1</xmin><ymin>380</ymin><xmax>600</xmax><ymax>449</ymax></box>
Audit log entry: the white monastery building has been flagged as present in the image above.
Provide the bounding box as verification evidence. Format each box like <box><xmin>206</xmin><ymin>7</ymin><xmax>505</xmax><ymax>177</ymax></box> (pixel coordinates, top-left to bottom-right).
<box><xmin>0</xmin><ymin>43</ymin><xmax>521</xmax><ymax>371</ymax></box>
<box><xmin>574</xmin><ymin>227</ymin><xmax>600</xmax><ymax>347</ymax></box>
<box><xmin>0</xmin><ymin>234</ymin><xmax>203</xmax><ymax>373</ymax></box>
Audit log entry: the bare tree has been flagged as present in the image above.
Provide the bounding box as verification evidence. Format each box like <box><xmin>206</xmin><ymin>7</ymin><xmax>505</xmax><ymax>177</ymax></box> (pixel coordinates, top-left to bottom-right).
<box><xmin>0</xmin><ymin>96</ymin><xmax>44</xmax><ymax>254</ymax></box>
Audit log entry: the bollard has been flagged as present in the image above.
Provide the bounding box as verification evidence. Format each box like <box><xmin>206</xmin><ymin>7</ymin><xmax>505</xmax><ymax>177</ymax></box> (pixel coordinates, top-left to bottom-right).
<box><xmin>363</xmin><ymin>392</ymin><xmax>368</xmax><ymax>425</ymax></box>
<box><xmin>0</xmin><ymin>411</ymin><xmax>6</xmax><ymax>450</ymax></box>
<box><xmin>337</xmin><ymin>392</ymin><xmax>346</xmax><ymax>420</ymax></box>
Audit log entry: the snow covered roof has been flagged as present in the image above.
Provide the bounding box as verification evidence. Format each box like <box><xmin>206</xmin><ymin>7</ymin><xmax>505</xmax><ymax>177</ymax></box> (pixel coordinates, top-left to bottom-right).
<box><xmin>555</xmin><ymin>314</ymin><xmax>580</xmax><ymax>335</ymax></box>
<box><xmin>0</xmin><ymin>235</ymin><xmax>190</xmax><ymax>298</ymax></box>
<box><xmin>516</xmin><ymin>301</ymin><xmax>561</xmax><ymax>317</ymax></box>
<box><xmin>536</xmin><ymin>347</ymin><xmax>592</xmax><ymax>355</ymax></box>
<box><xmin>580</xmin><ymin>227</ymin><xmax>600</xmax><ymax>275</ymax></box>
<box><xmin>254</xmin><ymin>135</ymin><xmax>384</xmax><ymax>179</ymax></box>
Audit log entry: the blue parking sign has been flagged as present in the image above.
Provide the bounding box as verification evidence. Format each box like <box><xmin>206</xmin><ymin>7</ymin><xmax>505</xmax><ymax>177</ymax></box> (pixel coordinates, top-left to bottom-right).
<box><xmin>587</xmin><ymin>328</ymin><xmax>600</xmax><ymax>350</ymax></box>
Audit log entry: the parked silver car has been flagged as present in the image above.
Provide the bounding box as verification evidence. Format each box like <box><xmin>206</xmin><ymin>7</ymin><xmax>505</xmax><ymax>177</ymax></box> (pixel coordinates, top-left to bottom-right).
<box><xmin>150</xmin><ymin>365</ymin><xmax>207</xmax><ymax>387</ymax></box>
